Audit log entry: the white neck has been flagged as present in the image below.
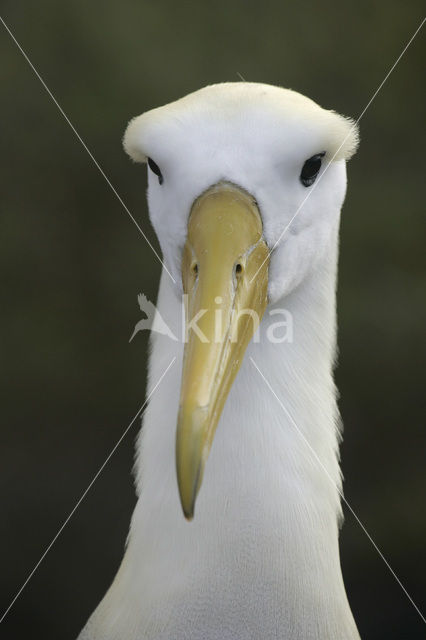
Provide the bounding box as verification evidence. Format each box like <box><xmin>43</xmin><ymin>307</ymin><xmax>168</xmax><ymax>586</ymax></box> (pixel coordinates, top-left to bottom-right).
<box><xmin>80</xmin><ymin>236</ymin><xmax>360</xmax><ymax>640</ymax></box>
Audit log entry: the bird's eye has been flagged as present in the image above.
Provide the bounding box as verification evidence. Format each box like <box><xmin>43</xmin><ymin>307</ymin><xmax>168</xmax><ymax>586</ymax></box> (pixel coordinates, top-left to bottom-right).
<box><xmin>300</xmin><ymin>152</ymin><xmax>326</xmax><ymax>187</ymax></box>
<box><xmin>147</xmin><ymin>157</ymin><xmax>163</xmax><ymax>185</ymax></box>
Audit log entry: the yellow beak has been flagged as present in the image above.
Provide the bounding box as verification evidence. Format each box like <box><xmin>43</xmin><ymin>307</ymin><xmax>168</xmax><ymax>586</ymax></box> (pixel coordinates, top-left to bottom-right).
<box><xmin>176</xmin><ymin>182</ymin><xmax>269</xmax><ymax>519</ymax></box>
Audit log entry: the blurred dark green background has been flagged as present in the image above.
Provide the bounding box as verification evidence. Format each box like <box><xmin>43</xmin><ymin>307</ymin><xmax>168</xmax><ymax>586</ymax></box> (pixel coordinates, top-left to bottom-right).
<box><xmin>0</xmin><ymin>2</ymin><xmax>424</xmax><ymax>638</ymax></box>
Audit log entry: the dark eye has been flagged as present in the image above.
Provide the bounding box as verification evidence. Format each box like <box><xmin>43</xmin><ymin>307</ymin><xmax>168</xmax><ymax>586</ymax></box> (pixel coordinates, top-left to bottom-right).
<box><xmin>147</xmin><ymin>157</ymin><xmax>163</xmax><ymax>185</ymax></box>
<box><xmin>300</xmin><ymin>152</ymin><xmax>325</xmax><ymax>187</ymax></box>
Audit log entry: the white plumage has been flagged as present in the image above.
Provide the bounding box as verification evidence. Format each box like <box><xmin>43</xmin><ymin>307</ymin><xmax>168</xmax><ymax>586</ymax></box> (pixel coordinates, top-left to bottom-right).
<box><xmin>79</xmin><ymin>82</ymin><xmax>360</xmax><ymax>639</ymax></box>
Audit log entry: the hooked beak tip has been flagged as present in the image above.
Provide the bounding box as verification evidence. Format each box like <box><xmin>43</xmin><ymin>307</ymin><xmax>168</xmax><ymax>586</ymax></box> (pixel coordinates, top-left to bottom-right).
<box><xmin>179</xmin><ymin>483</ymin><xmax>197</xmax><ymax>521</ymax></box>
<box><xmin>183</xmin><ymin>508</ymin><xmax>194</xmax><ymax>522</ymax></box>
<box><xmin>176</xmin><ymin>427</ymin><xmax>203</xmax><ymax>521</ymax></box>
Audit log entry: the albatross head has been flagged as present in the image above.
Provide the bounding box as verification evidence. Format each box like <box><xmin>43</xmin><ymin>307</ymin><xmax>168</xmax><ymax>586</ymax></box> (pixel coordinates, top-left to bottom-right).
<box><xmin>123</xmin><ymin>82</ymin><xmax>358</xmax><ymax>520</ymax></box>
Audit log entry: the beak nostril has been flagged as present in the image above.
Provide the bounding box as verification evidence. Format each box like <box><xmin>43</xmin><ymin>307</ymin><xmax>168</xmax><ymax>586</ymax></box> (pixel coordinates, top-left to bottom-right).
<box><xmin>193</xmin><ymin>263</ymin><xmax>198</xmax><ymax>275</ymax></box>
<box><xmin>235</xmin><ymin>263</ymin><xmax>243</xmax><ymax>275</ymax></box>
